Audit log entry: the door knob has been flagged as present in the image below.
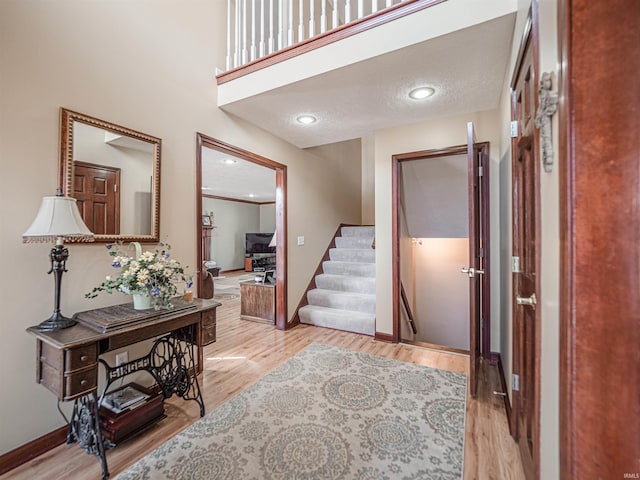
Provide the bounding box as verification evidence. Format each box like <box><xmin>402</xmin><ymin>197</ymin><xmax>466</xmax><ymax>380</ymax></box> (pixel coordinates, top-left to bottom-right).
<box><xmin>516</xmin><ymin>293</ymin><xmax>537</xmax><ymax>308</ymax></box>
<box><xmin>461</xmin><ymin>267</ymin><xmax>485</xmax><ymax>277</ymax></box>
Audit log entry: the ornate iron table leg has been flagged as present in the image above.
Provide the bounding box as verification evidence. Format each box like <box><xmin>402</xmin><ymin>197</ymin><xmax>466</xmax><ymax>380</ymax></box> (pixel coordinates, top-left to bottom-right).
<box><xmin>68</xmin><ymin>392</ymin><xmax>110</xmax><ymax>479</ymax></box>
<box><xmin>150</xmin><ymin>324</ymin><xmax>205</xmax><ymax>417</ymax></box>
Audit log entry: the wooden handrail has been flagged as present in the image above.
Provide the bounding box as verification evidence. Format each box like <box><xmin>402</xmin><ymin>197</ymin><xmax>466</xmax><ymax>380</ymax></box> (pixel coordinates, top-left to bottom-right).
<box><xmin>400</xmin><ymin>283</ymin><xmax>417</xmax><ymax>334</ymax></box>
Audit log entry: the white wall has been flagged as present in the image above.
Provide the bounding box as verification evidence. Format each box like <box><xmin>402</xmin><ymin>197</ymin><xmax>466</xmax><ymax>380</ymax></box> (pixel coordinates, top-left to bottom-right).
<box><xmin>259</xmin><ymin>204</ymin><xmax>276</xmax><ymax>232</ymax></box>
<box><xmin>0</xmin><ymin>0</ymin><xmax>361</xmax><ymax>455</ymax></box>
<box><xmin>413</xmin><ymin>238</ymin><xmax>470</xmax><ymax>349</ymax></box>
<box><xmin>201</xmin><ymin>197</ymin><xmax>261</xmax><ymax>270</ymax></box>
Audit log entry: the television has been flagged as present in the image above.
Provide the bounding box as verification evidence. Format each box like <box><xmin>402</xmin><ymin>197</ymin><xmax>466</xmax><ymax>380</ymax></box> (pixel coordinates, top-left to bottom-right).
<box><xmin>245</xmin><ymin>232</ymin><xmax>275</xmax><ymax>254</ymax></box>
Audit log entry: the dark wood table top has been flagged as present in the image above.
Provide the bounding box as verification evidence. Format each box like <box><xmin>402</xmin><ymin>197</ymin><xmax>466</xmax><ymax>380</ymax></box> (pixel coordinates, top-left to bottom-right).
<box><xmin>27</xmin><ymin>298</ymin><xmax>221</xmax><ymax>351</ymax></box>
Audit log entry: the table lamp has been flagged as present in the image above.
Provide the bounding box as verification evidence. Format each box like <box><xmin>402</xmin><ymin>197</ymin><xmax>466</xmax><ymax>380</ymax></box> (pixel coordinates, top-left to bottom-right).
<box><xmin>22</xmin><ymin>190</ymin><xmax>94</xmax><ymax>331</ymax></box>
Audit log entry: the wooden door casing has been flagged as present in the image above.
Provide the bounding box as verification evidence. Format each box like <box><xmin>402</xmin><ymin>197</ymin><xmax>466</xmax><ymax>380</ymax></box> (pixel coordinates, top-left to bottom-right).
<box><xmin>510</xmin><ymin>20</ymin><xmax>539</xmax><ymax>480</ymax></box>
<box><xmin>559</xmin><ymin>1</ymin><xmax>640</xmax><ymax>478</ymax></box>
<box><xmin>392</xmin><ymin>140</ymin><xmax>491</xmax><ymax>399</ymax></box>
<box><xmin>73</xmin><ymin>161</ymin><xmax>121</xmax><ymax>235</ymax></box>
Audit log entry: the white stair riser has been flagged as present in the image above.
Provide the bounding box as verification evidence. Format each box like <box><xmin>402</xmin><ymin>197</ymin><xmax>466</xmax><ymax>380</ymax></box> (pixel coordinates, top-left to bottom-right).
<box><xmin>299</xmin><ymin>305</ymin><xmax>375</xmax><ymax>336</ymax></box>
<box><xmin>341</xmin><ymin>226</ymin><xmax>375</xmax><ymax>237</ymax></box>
<box><xmin>335</xmin><ymin>236</ymin><xmax>374</xmax><ymax>249</ymax></box>
<box><xmin>322</xmin><ymin>261</ymin><xmax>376</xmax><ymax>277</ymax></box>
<box><xmin>315</xmin><ymin>274</ymin><xmax>376</xmax><ymax>294</ymax></box>
<box><xmin>307</xmin><ymin>289</ymin><xmax>376</xmax><ymax>314</ymax></box>
<box><xmin>329</xmin><ymin>248</ymin><xmax>375</xmax><ymax>263</ymax></box>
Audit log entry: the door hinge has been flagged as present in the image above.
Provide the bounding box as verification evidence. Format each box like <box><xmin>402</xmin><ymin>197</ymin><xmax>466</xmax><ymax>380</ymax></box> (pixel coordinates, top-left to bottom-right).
<box><xmin>511</xmin><ymin>256</ymin><xmax>520</xmax><ymax>273</ymax></box>
<box><xmin>512</xmin><ymin>374</ymin><xmax>520</xmax><ymax>391</ymax></box>
<box><xmin>478</xmin><ymin>166</ymin><xmax>484</xmax><ymax>177</ymax></box>
<box><xmin>114</xmin><ymin>184</ymin><xmax>118</xmax><ymax>193</ymax></box>
<box><xmin>478</xmin><ymin>247</ymin><xmax>484</xmax><ymax>258</ymax></box>
<box><xmin>510</xmin><ymin>120</ymin><xmax>518</xmax><ymax>138</ymax></box>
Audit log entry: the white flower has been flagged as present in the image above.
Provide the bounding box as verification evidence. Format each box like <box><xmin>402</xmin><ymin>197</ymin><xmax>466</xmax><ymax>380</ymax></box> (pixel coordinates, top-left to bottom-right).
<box><xmin>105</xmin><ymin>275</ymin><xmax>111</xmax><ymax>281</ymax></box>
<box><xmin>150</xmin><ymin>262</ymin><xmax>164</xmax><ymax>271</ymax></box>
<box><xmin>164</xmin><ymin>268</ymin><xmax>173</xmax><ymax>277</ymax></box>
<box><xmin>141</xmin><ymin>251</ymin><xmax>155</xmax><ymax>262</ymax></box>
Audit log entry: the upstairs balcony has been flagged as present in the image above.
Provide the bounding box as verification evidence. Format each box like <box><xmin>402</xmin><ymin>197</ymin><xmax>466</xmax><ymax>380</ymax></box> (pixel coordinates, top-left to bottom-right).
<box><xmin>216</xmin><ymin>0</ymin><xmax>519</xmax><ymax>148</ymax></box>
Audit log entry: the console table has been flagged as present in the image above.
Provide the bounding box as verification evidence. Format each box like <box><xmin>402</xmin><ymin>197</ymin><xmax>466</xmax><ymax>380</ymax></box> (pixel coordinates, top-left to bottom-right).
<box><xmin>27</xmin><ymin>298</ymin><xmax>220</xmax><ymax>479</ymax></box>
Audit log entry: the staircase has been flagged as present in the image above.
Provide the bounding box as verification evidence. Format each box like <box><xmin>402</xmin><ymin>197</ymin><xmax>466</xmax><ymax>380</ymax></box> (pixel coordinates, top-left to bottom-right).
<box><xmin>299</xmin><ymin>226</ymin><xmax>376</xmax><ymax>335</ymax></box>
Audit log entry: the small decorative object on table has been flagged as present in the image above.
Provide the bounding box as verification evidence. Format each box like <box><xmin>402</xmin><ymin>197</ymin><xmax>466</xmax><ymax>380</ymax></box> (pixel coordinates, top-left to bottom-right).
<box><xmin>86</xmin><ymin>241</ymin><xmax>193</xmax><ymax>310</ymax></box>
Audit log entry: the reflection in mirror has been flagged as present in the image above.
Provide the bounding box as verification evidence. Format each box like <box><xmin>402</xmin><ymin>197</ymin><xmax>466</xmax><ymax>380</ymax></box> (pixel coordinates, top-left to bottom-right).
<box><xmin>59</xmin><ymin>108</ymin><xmax>161</xmax><ymax>242</ymax></box>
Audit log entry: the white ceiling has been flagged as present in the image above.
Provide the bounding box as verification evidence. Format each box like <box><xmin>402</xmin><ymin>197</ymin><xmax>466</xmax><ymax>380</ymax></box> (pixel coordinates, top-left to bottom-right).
<box><xmin>220</xmin><ymin>14</ymin><xmax>516</xmax><ymax>148</ymax></box>
<box><xmin>201</xmin><ymin>146</ymin><xmax>276</xmax><ymax>203</ymax></box>
<box><xmin>204</xmin><ymin>13</ymin><xmax>515</xmax><ymax>200</ymax></box>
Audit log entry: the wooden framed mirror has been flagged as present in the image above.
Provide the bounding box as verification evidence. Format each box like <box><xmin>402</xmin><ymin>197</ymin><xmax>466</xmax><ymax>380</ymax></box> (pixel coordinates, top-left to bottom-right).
<box><xmin>59</xmin><ymin>108</ymin><xmax>161</xmax><ymax>242</ymax></box>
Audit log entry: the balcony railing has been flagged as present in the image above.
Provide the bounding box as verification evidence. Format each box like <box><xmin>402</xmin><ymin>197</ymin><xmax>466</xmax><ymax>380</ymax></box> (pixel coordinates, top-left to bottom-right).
<box><xmin>224</xmin><ymin>0</ymin><xmax>445</xmax><ymax>74</ymax></box>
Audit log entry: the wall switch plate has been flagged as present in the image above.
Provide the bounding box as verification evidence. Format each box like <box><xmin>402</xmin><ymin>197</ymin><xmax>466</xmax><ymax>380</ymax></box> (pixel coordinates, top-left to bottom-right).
<box><xmin>297</xmin><ymin>236</ymin><xmax>304</xmax><ymax>246</ymax></box>
<box><xmin>115</xmin><ymin>352</ymin><xmax>128</xmax><ymax>366</ymax></box>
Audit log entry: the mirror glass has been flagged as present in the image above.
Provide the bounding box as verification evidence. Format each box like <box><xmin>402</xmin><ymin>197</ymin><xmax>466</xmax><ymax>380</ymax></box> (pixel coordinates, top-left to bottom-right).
<box><xmin>59</xmin><ymin>108</ymin><xmax>161</xmax><ymax>242</ymax></box>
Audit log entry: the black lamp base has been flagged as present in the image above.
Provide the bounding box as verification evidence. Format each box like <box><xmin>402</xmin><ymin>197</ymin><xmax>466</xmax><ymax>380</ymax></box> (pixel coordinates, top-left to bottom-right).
<box><xmin>36</xmin><ymin>312</ymin><xmax>77</xmax><ymax>331</ymax></box>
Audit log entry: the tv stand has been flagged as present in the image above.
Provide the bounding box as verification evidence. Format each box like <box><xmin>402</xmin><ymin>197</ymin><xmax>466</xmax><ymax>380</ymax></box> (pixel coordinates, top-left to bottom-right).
<box><xmin>245</xmin><ymin>253</ymin><xmax>276</xmax><ymax>272</ymax></box>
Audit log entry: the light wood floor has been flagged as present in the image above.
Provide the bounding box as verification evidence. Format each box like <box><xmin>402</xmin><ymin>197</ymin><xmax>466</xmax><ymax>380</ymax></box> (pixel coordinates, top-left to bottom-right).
<box><xmin>3</xmin><ymin>294</ymin><xmax>525</xmax><ymax>479</ymax></box>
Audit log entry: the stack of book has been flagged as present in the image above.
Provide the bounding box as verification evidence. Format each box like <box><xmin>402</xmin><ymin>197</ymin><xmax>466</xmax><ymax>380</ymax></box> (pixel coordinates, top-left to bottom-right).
<box><xmin>99</xmin><ymin>383</ymin><xmax>165</xmax><ymax>444</ymax></box>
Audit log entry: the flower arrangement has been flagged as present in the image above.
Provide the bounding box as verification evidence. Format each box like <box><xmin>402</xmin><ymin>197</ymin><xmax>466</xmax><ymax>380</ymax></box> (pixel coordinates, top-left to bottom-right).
<box><xmin>86</xmin><ymin>242</ymin><xmax>193</xmax><ymax>310</ymax></box>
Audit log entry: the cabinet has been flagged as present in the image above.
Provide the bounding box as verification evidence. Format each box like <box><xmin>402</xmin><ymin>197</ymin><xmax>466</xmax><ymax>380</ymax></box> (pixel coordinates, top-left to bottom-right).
<box><xmin>240</xmin><ymin>280</ymin><xmax>275</xmax><ymax>324</ymax></box>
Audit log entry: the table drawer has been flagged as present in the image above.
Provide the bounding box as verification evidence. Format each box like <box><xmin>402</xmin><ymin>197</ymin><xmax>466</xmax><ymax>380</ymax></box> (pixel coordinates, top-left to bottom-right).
<box><xmin>202</xmin><ymin>309</ymin><xmax>216</xmax><ymax>328</ymax></box>
<box><xmin>65</xmin><ymin>368</ymin><xmax>98</xmax><ymax>399</ymax></box>
<box><xmin>202</xmin><ymin>324</ymin><xmax>216</xmax><ymax>345</ymax></box>
<box><xmin>66</xmin><ymin>345</ymin><xmax>98</xmax><ymax>371</ymax></box>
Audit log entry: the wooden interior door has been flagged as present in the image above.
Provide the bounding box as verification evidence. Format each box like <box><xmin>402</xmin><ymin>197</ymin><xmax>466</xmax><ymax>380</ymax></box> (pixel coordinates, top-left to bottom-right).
<box><xmin>74</xmin><ymin>161</ymin><xmax>121</xmax><ymax>235</ymax></box>
<box><xmin>465</xmin><ymin>122</ymin><xmax>482</xmax><ymax>399</ymax></box>
<box><xmin>511</xmin><ymin>28</ymin><xmax>539</xmax><ymax>480</ymax></box>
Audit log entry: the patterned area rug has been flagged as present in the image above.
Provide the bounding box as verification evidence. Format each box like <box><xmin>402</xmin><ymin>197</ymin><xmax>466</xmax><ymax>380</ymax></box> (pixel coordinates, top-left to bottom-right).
<box><xmin>115</xmin><ymin>343</ymin><xmax>467</xmax><ymax>480</ymax></box>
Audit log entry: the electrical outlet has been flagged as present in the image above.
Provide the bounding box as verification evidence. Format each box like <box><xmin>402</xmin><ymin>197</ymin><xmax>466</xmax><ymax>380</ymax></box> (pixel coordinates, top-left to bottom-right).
<box><xmin>297</xmin><ymin>236</ymin><xmax>304</xmax><ymax>246</ymax></box>
<box><xmin>115</xmin><ymin>352</ymin><xmax>128</xmax><ymax>366</ymax></box>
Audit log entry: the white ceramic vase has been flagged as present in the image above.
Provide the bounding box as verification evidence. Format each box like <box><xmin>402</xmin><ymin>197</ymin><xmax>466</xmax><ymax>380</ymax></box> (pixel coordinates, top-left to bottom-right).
<box><xmin>132</xmin><ymin>293</ymin><xmax>152</xmax><ymax>310</ymax></box>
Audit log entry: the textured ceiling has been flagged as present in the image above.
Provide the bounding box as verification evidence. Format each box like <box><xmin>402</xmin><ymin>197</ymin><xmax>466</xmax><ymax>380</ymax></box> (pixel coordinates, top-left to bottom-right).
<box><xmin>220</xmin><ymin>14</ymin><xmax>516</xmax><ymax>148</ymax></box>
<box><xmin>201</xmin><ymin>146</ymin><xmax>276</xmax><ymax>202</ymax></box>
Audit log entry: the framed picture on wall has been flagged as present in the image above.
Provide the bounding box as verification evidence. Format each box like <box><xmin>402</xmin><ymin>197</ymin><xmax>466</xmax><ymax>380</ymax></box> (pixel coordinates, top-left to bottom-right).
<box><xmin>202</xmin><ymin>215</ymin><xmax>211</xmax><ymax>226</ymax></box>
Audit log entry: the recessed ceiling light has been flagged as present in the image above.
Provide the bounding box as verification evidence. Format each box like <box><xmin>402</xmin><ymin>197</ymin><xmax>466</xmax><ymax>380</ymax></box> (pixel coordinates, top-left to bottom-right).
<box><xmin>248</xmin><ymin>193</ymin><xmax>255</xmax><ymax>198</ymax></box>
<box><xmin>202</xmin><ymin>186</ymin><xmax>211</xmax><ymax>190</ymax></box>
<box><xmin>408</xmin><ymin>87</ymin><xmax>435</xmax><ymax>100</ymax></box>
<box><xmin>224</xmin><ymin>158</ymin><xmax>237</xmax><ymax>165</ymax></box>
<box><xmin>296</xmin><ymin>115</ymin><xmax>317</xmax><ymax>125</ymax></box>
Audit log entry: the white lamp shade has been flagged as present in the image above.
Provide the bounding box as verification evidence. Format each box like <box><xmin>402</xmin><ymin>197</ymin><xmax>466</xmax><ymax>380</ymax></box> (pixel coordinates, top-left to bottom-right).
<box><xmin>23</xmin><ymin>195</ymin><xmax>94</xmax><ymax>243</ymax></box>
<box><xmin>269</xmin><ymin>231</ymin><xmax>276</xmax><ymax>247</ymax></box>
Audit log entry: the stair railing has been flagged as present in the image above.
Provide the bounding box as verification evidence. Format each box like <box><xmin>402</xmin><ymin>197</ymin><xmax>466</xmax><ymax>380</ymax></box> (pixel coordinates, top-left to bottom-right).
<box><xmin>225</xmin><ymin>0</ymin><xmax>411</xmax><ymax>71</ymax></box>
<box><xmin>400</xmin><ymin>282</ymin><xmax>417</xmax><ymax>334</ymax></box>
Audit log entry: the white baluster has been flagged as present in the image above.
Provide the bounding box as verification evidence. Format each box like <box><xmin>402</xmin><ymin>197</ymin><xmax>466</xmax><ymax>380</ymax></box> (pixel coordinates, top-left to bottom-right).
<box><xmin>242</xmin><ymin>0</ymin><xmax>248</xmax><ymax>64</ymax></box>
<box><xmin>250</xmin><ymin>0</ymin><xmax>257</xmax><ymax>61</ymax></box>
<box><xmin>277</xmin><ymin>0</ymin><xmax>284</xmax><ymax>50</ymax></box>
<box><xmin>309</xmin><ymin>0</ymin><xmax>315</xmax><ymax>38</ymax></box>
<box><xmin>226</xmin><ymin>0</ymin><xmax>232</xmax><ymax>70</ymax></box>
<box><xmin>345</xmin><ymin>0</ymin><xmax>351</xmax><ymax>24</ymax></box>
<box><xmin>269</xmin><ymin>0</ymin><xmax>275</xmax><ymax>54</ymax></box>
<box><xmin>371</xmin><ymin>0</ymin><xmax>377</xmax><ymax>14</ymax></box>
<box><xmin>332</xmin><ymin>0</ymin><xmax>338</xmax><ymax>29</ymax></box>
<box><xmin>259</xmin><ymin>0</ymin><xmax>265</xmax><ymax>58</ymax></box>
<box><xmin>235</xmin><ymin>0</ymin><xmax>241</xmax><ymax>67</ymax></box>
<box><xmin>298</xmin><ymin>0</ymin><xmax>304</xmax><ymax>43</ymax></box>
<box><xmin>287</xmin><ymin>0</ymin><xmax>294</xmax><ymax>46</ymax></box>
<box><xmin>386</xmin><ymin>0</ymin><xmax>392</xmax><ymax>7</ymax></box>
<box><xmin>320</xmin><ymin>0</ymin><xmax>327</xmax><ymax>33</ymax></box>
<box><xmin>358</xmin><ymin>0</ymin><xmax>363</xmax><ymax>19</ymax></box>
